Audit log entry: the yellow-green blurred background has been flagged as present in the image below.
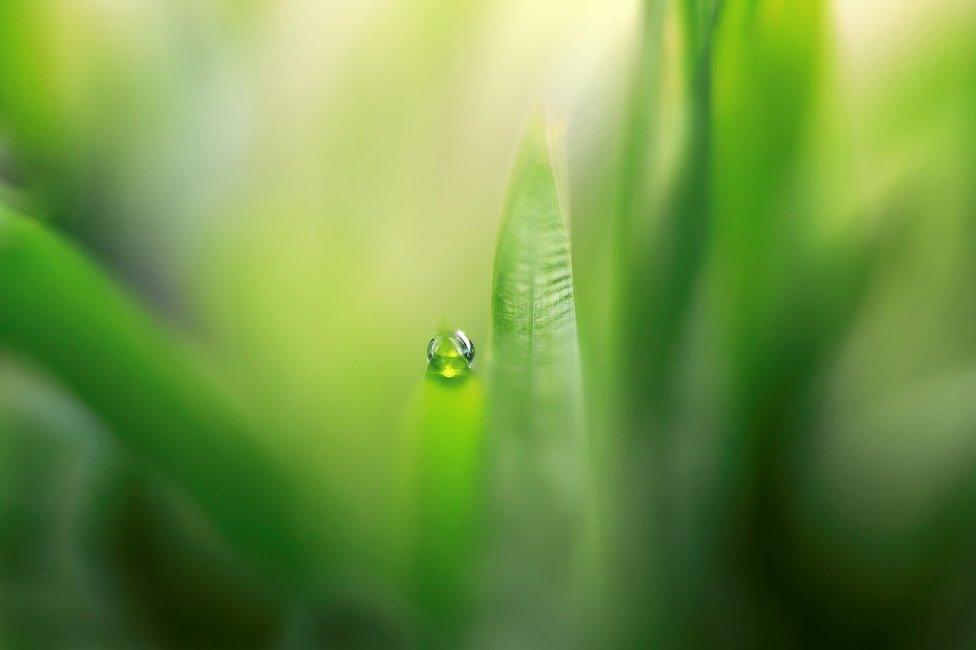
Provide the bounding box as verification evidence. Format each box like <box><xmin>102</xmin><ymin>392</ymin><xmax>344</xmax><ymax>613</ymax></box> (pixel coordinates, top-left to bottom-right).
<box><xmin>1</xmin><ymin>0</ymin><xmax>975</xmax><ymax>647</ymax></box>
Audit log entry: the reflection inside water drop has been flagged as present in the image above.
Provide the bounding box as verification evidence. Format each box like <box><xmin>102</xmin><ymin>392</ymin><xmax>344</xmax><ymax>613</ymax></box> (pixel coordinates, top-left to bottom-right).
<box><xmin>426</xmin><ymin>330</ymin><xmax>475</xmax><ymax>378</ymax></box>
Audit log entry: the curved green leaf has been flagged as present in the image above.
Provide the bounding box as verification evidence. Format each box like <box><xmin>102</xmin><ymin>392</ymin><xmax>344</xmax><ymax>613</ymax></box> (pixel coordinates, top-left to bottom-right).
<box><xmin>0</xmin><ymin>206</ymin><xmax>316</xmax><ymax>587</ymax></box>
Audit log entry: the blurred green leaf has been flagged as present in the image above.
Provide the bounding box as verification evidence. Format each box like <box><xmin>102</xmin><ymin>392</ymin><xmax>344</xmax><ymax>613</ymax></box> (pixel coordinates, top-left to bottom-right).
<box><xmin>0</xmin><ymin>206</ymin><xmax>317</xmax><ymax>589</ymax></box>
<box><xmin>709</xmin><ymin>0</ymin><xmax>830</xmax><ymax>507</ymax></box>
<box><xmin>783</xmin><ymin>20</ymin><xmax>976</xmax><ymax>641</ymax></box>
<box><xmin>399</xmin><ymin>367</ymin><xmax>485</xmax><ymax>642</ymax></box>
<box><xmin>610</xmin><ymin>0</ymin><xmax>718</xmax><ymax>643</ymax></box>
<box><xmin>482</xmin><ymin>119</ymin><xmax>586</xmax><ymax>647</ymax></box>
<box><xmin>0</xmin><ymin>363</ymin><xmax>132</xmax><ymax>646</ymax></box>
<box><xmin>617</xmin><ymin>0</ymin><xmax>717</xmax><ymax>429</ymax></box>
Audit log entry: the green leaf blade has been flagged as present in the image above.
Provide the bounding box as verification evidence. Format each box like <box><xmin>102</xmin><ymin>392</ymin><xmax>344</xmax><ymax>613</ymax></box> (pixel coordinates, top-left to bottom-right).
<box><xmin>491</xmin><ymin>122</ymin><xmax>578</xmax><ymax>422</ymax></box>
<box><xmin>398</xmin><ymin>370</ymin><xmax>485</xmax><ymax>639</ymax></box>
<box><xmin>0</xmin><ymin>206</ymin><xmax>317</xmax><ymax>587</ymax></box>
<box><xmin>483</xmin><ymin>120</ymin><xmax>587</xmax><ymax>646</ymax></box>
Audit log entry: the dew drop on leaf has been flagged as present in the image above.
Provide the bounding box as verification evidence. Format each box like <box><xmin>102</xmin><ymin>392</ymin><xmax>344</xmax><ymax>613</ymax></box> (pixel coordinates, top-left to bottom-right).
<box><xmin>426</xmin><ymin>330</ymin><xmax>475</xmax><ymax>378</ymax></box>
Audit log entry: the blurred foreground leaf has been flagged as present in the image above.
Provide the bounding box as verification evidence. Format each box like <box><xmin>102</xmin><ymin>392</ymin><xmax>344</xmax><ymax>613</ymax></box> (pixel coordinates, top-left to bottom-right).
<box><xmin>0</xmin><ymin>206</ymin><xmax>316</xmax><ymax>589</ymax></box>
<box><xmin>399</xmin><ymin>364</ymin><xmax>485</xmax><ymax>643</ymax></box>
<box><xmin>0</xmin><ymin>363</ymin><xmax>131</xmax><ymax>646</ymax></box>
<box><xmin>610</xmin><ymin>0</ymin><xmax>718</xmax><ymax>643</ymax></box>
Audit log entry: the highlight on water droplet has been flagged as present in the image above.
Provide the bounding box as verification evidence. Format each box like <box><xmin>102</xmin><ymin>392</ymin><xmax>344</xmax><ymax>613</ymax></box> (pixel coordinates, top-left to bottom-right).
<box><xmin>426</xmin><ymin>329</ymin><xmax>475</xmax><ymax>378</ymax></box>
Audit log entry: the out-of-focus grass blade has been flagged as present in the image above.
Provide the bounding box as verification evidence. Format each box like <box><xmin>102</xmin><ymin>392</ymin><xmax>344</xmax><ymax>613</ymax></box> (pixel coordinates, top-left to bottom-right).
<box><xmin>617</xmin><ymin>0</ymin><xmax>716</xmax><ymax>401</ymax></box>
<box><xmin>0</xmin><ymin>206</ymin><xmax>315</xmax><ymax>587</ymax></box>
<box><xmin>0</xmin><ymin>364</ymin><xmax>133</xmax><ymax>646</ymax></box>
<box><xmin>709</xmin><ymin>0</ymin><xmax>830</xmax><ymax>494</ymax></box>
<box><xmin>786</xmin><ymin>22</ymin><xmax>976</xmax><ymax>641</ymax></box>
<box><xmin>481</xmin><ymin>119</ymin><xmax>586</xmax><ymax>647</ymax></box>
<box><xmin>399</xmin><ymin>366</ymin><xmax>484</xmax><ymax>643</ymax></box>
<box><xmin>702</xmin><ymin>0</ymin><xmax>879</xmax><ymax>641</ymax></box>
<box><xmin>711</xmin><ymin>0</ymin><xmax>828</xmax><ymax>373</ymax></box>
<box><xmin>610</xmin><ymin>1</ymin><xmax>719</xmax><ymax>644</ymax></box>
<box><xmin>617</xmin><ymin>0</ymin><xmax>718</xmax><ymax>425</ymax></box>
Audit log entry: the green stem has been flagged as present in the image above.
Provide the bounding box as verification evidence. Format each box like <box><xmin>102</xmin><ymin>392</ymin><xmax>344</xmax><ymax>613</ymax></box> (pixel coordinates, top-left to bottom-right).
<box><xmin>399</xmin><ymin>370</ymin><xmax>485</xmax><ymax>640</ymax></box>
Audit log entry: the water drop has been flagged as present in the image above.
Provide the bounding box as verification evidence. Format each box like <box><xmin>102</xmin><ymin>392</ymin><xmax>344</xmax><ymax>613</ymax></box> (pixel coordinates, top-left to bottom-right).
<box><xmin>426</xmin><ymin>330</ymin><xmax>475</xmax><ymax>378</ymax></box>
